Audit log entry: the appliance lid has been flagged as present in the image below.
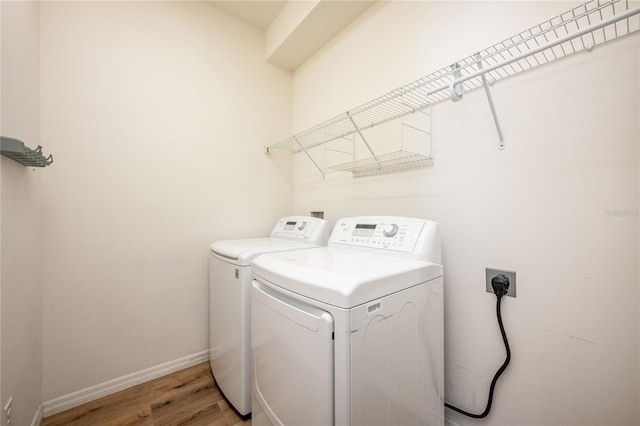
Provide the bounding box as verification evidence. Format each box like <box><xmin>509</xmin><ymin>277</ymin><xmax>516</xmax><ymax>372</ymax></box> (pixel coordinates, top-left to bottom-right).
<box><xmin>251</xmin><ymin>247</ymin><xmax>443</xmax><ymax>309</ymax></box>
<box><xmin>210</xmin><ymin>238</ymin><xmax>316</xmax><ymax>266</ymax></box>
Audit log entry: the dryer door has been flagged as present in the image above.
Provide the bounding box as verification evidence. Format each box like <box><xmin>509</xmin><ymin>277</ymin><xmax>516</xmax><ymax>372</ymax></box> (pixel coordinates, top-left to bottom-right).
<box><xmin>251</xmin><ymin>279</ymin><xmax>334</xmax><ymax>426</ymax></box>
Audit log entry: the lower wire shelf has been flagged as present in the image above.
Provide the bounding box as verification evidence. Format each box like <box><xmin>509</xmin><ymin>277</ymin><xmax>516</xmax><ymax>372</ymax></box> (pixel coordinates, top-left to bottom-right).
<box><xmin>1</xmin><ymin>136</ymin><xmax>53</xmax><ymax>167</ymax></box>
<box><xmin>324</xmin><ymin>150</ymin><xmax>433</xmax><ymax>177</ymax></box>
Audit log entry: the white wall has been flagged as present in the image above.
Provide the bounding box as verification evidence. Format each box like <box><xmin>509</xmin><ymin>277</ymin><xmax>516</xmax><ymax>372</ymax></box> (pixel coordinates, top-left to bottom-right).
<box><xmin>292</xmin><ymin>1</ymin><xmax>639</xmax><ymax>425</ymax></box>
<box><xmin>39</xmin><ymin>1</ymin><xmax>292</xmax><ymax>402</ymax></box>
<box><xmin>0</xmin><ymin>1</ymin><xmax>43</xmax><ymax>425</ymax></box>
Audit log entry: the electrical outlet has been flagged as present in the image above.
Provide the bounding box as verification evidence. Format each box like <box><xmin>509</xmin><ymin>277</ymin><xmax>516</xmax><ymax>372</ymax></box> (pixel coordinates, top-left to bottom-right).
<box><xmin>486</xmin><ymin>268</ymin><xmax>516</xmax><ymax>297</ymax></box>
<box><xmin>3</xmin><ymin>397</ymin><xmax>13</xmax><ymax>425</ymax></box>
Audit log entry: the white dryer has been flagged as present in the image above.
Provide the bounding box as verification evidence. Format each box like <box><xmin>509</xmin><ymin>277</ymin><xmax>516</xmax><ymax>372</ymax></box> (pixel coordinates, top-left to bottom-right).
<box><xmin>251</xmin><ymin>216</ymin><xmax>444</xmax><ymax>426</ymax></box>
<box><xmin>209</xmin><ymin>216</ymin><xmax>330</xmax><ymax>416</ymax></box>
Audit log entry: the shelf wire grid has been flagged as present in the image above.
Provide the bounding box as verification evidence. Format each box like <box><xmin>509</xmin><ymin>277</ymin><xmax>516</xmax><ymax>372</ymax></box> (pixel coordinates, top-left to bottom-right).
<box><xmin>268</xmin><ymin>0</ymin><xmax>639</xmax><ymax>157</ymax></box>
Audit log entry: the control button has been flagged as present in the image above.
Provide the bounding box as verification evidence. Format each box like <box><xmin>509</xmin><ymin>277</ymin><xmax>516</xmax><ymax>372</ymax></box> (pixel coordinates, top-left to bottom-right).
<box><xmin>298</xmin><ymin>221</ymin><xmax>307</xmax><ymax>230</ymax></box>
<box><xmin>383</xmin><ymin>224</ymin><xmax>399</xmax><ymax>238</ymax></box>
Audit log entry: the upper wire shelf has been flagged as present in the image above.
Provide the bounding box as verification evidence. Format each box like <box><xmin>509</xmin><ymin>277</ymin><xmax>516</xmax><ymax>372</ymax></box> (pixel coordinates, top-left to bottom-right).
<box><xmin>1</xmin><ymin>136</ymin><xmax>54</xmax><ymax>167</ymax></box>
<box><xmin>266</xmin><ymin>0</ymin><xmax>640</xmax><ymax>162</ymax></box>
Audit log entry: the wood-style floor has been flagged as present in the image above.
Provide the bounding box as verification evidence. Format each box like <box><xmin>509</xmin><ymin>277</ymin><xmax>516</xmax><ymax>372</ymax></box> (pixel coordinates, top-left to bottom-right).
<box><xmin>42</xmin><ymin>362</ymin><xmax>251</xmax><ymax>426</ymax></box>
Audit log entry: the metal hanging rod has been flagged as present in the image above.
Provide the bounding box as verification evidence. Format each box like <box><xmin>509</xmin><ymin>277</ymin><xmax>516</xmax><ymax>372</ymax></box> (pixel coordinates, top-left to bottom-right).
<box><xmin>265</xmin><ymin>0</ymin><xmax>639</xmax><ymax>175</ymax></box>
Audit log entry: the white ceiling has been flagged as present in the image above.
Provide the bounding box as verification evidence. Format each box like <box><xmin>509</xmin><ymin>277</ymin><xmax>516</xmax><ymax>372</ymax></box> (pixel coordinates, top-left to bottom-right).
<box><xmin>205</xmin><ymin>0</ymin><xmax>375</xmax><ymax>70</ymax></box>
<box><xmin>205</xmin><ymin>1</ymin><xmax>288</xmax><ymax>32</ymax></box>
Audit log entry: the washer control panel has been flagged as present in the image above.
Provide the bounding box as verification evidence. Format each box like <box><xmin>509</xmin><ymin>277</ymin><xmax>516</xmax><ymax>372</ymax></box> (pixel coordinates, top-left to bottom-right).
<box><xmin>271</xmin><ymin>216</ymin><xmax>328</xmax><ymax>242</ymax></box>
<box><xmin>330</xmin><ymin>217</ymin><xmax>427</xmax><ymax>253</ymax></box>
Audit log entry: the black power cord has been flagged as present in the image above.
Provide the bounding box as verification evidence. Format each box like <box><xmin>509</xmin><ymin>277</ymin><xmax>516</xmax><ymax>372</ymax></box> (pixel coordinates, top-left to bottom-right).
<box><xmin>444</xmin><ymin>274</ymin><xmax>512</xmax><ymax>419</ymax></box>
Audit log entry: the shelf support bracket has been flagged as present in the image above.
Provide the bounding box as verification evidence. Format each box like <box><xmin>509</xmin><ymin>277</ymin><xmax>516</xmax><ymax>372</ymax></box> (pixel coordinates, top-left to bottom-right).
<box><xmin>294</xmin><ymin>136</ymin><xmax>324</xmax><ymax>178</ymax></box>
<box><xmin>475</xmin><ymin>53</ymin><xmax>505</xmax><ymax>150</ymax></box>
<box><xmin>347</xmin><ymin>112</ymin><xmax>382</xmax><ymax>173</ymax></box>
<box><xmin>346</xmin><ymin>112</ymin><xmax>376</xmax><ymax>158</ymax></box>
<box><xmin>449</xmin><ymin>63</ymin><xmax>464</xmax><ymax>102</ymax></box>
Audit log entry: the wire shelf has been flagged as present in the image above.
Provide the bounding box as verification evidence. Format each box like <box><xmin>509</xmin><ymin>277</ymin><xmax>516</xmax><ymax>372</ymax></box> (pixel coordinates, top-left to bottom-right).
<box><xmin>1</xmin><ymin>136</ymin><xmax>54</xmax><ymax>167</ymax></box>
<box><xmin>267</xmin><ymin>0</ymin><xmax>640</xmax><ymax>161</ymax></box>
<box><xmin>324</xmin><ymin>151</ymin><xmax>434</xmax><ymax>178</ymax></box>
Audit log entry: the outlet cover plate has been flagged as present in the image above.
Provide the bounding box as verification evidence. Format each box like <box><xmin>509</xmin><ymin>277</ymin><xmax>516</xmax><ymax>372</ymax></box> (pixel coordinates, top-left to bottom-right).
<box><xmin>486</xmin><ymin>268</ymin><xmax>516</xmax><ymax>297</ymax></box>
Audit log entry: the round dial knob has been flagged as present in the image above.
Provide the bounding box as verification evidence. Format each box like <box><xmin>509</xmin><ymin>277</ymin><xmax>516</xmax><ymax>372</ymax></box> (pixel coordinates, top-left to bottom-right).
<box><xmin>383</xmin><ymin>224</ymin><xmax>399</xmax><ymax>238</ymax></box>
<box><xmin>297</xmin><ymin>221</ymin><xmax>307</xmax><ymax>230</ymax></box>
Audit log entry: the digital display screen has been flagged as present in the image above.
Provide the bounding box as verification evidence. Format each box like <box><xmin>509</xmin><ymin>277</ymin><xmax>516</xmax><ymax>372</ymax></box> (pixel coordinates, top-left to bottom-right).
<box><xmin>353</xmin><ymin>223</ymin><xmax>377</xmax><ymax>237</ymax></box>
<box><xmin>286</xmin><ymin>221</ymin><xmax>297</xmax><ymax>226</ymax></box>
<box><xmin>355</xmin><ymin>224</ymin><xmax>376</xmax><ymax>230</ymax></box>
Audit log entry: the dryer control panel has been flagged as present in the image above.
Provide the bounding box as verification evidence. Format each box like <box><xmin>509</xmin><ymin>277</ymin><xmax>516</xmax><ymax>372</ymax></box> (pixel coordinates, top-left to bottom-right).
<box><xmin>271</xmin><ymin>216</ymin><xmax>330</xmax><ymax>243</ymax></box>
<box><xmin>329</xmin><ymin>216</ymin><xmax>441</xmax><ymax>263</ymax></box>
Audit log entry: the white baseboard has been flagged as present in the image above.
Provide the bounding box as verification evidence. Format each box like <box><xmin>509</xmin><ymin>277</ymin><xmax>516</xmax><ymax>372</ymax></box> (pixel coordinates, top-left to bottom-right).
<box><xmin>42</xmin><ymin>350</ymin><xmax>210</xmax><ymax>418</ymax></box>
<box><xmin>31</xmin><ymin>404</ymin><xmax>43</xmax><ymax>426</ymax></box>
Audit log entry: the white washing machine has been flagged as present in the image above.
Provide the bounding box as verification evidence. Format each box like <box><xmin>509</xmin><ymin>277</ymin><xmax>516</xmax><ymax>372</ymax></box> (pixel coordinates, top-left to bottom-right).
<box><xmin>209</xmin><ymin>216</ymin><xmax>330</xmax><ymax>416</ymax></box>
<box><xmin>251</xmin><ymin>216</ymin><xmax>444</xmax><ymax>426</ymax></box>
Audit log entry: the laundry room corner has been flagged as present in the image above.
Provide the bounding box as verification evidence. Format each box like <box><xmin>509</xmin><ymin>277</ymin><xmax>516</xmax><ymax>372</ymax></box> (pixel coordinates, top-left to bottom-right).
<box><xmin>1</xmin><ymin>0</ymin><xmax>638</xmax><ymax>424</ymax></box>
